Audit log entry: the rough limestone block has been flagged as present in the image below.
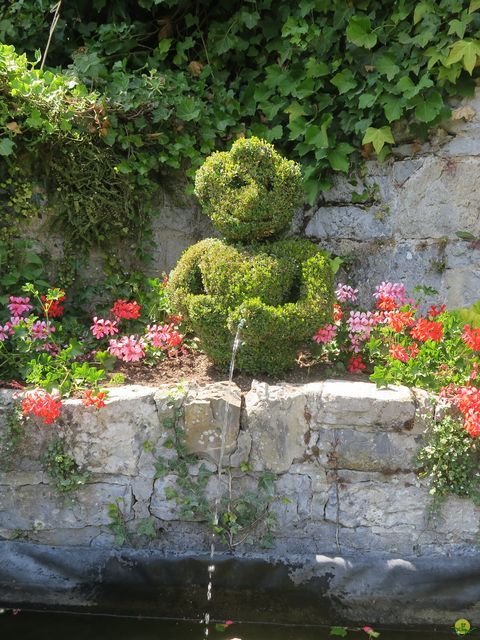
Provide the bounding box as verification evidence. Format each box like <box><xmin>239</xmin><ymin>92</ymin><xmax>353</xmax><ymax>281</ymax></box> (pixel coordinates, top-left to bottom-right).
<box><xmin>309</xmin><ymin>379</ymin><xmax>415</xmax><ymax>430</ymax></box>
<box><xmin>430</xmin><ymin>497</ymin><xmax>480</xmax><ymax>543</ymax></box>
<box><xmin>394</xmin><ymin>156</ymin><xmax>480</xmax><ymax>240</ymax></box>
<box><xmin>271</xmin><ymin>473</ymin><xmax>312</xmax><ymax>529</ymax></box>
<box><xmin>305</xmin><ymin>205</ymin><xmax>392</xmax><ymax>242</ymax></box>
<box><xmin>0</xmin><ymin>482</ymin><xmax>132</xmax><ymax>531</ymax></box>
<box><xmin>316</xmin><ymin>427</ymin><xmax>421</xmax><ymax>472</ymax></box>
<box><xmin>324</xmin><ymin>471</ymin><xmax>427</xmax><ymax>531</ymax></box>
<box><xmin>228</xmin><ymin>431</ymin><xmax>252</xmax><ymax>468</ymax></box>
<box><xmin>154</xmin><ymin>382</ymin><xmax>241</xmax><ymax>465</ymax></box>
<box><xmin>182</xmin><ymin>382</ymin><xmax>241</xmax><ymax>463</ymax></box>
<box><xmin>244</xmin><ymin>381</ymin><xmax>309</xmax><ymax>473</ymax></box>
<box><xmin>61</xmin><ymin>385</ymin><xmax>158</xmax><ymax>476</ymax></box>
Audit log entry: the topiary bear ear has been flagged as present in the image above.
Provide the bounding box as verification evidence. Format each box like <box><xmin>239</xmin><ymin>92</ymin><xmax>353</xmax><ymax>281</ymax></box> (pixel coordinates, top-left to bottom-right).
<box><xmin>194</xmin><ymin>137</ymin><xmax>303</xmax><ymax>243</ymax></box>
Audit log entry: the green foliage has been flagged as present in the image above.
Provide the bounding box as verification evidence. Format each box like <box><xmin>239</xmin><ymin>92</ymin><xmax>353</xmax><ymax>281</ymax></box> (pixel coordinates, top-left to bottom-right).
<box><xmin>169</xmin><ymin>237</ymin><xmax>334</xmax><ymax>375</ymax></box>
<box><xmin>136</xmin><ymin>516</ymin><xmax>158</xmax><ymax>540</ymax></box>
<box><xmin>0</xmin><ymin>43</ymin><xmax>151</xmax><ymax>296</ymax></box>
<box><xmin>0</xmin><ymin>404</ymin><xmax>25</xmax><ymax>472</ymax></box>
<box><xmin>417</xmin><ymin>416</ymin><xmax>480</xmax><ymax>501</ymax></box>
<box><xmin>194</xmin><ymin>137</ymin><xmax>303</xmax><ymax>242</ymax></box>
<box><xmin>152</xmin><ymin>391</ymin><xmax>278</xmax><ymax>549</ymax></box>
<box><xmin>42</xmin><ymin>439</ymin><xmax>90</xmax><ymax>494</ymax></box>
<box><xmin>453</xmin><ymin>300</ymin><xmax>480</xmax><ymax>329</ymax></box>
<box><xmin>107</xmin><ymin>498</ymin><xmax>130</xmax><ymax>546</ymax></box>
<box><xmin>0</xmin><ymin>239</ymin><xmax>49</xmax><ymax>305</ymax></box>
<box><xmin>2</xmin><ymin>1</ymin><xmax>479</xmax><ymax>207</ymax></box>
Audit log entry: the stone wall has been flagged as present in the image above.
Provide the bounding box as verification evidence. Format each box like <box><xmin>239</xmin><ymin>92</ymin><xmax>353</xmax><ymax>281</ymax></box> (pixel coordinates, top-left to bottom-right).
<box><xmin>300</xmin><ymin>87</ymin><xmax>480</xmax><ymax>308</ymax></box>
<box><xmin>1</xmin><ymin>380</ymin><xmax>477</xmax><ymax>558</ymax></box>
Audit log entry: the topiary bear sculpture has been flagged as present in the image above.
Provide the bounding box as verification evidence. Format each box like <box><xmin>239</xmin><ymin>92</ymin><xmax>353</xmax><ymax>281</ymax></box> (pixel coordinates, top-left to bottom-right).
<box><xmin>168</xmin><ymin>137</ymin><xmax>334</xmax><ymax>376</ymax></box>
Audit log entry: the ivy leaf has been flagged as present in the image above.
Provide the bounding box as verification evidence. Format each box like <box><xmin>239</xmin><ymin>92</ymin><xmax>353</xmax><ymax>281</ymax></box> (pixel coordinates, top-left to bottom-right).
<box><xmin>446</xmin><ymin>39</ymin><xmax>480</xmax><ymax>75</ymax></box>
<box><xmin>395</xmin><ymin>75</ymin><xmax>417</xmax><ymax>98</ymax></box>
<box><xmin>331</xmin><ymin>69</ymin><xmax>357</xmax><ymax>94</ymax></box>
<box><xmin>176</xmin><ymin>97</ymin><xmax>201</xmax><ymax>121</ymax></box>
<box><xmin>469</xmin><ymin>0</ymin><xmax>480</xmax><ymax>13</ymax></box>
<box><xmin>362</xmin><ymin>126</ymin><xmax>394</xmax><ymax>154</ymax></box>
<box><xmin>346</xmin><ymin>15</ymin><xmax>377</xmax><ymax>49</ymax></box>
<box><xmin>376</xmin><ymin>54</ymin><xmax>400</xmax><ymax>80</ymax></box>
<box><xmin>0</xmin><ymin>137</ymin><xmax>14</xmax><ymax>155</ymax></box>
<box><xmin>448</xmin><ymin>18</ymin><xmax>469</xmax><ymax>39</ymax></box>
<box><xmin>327</xmin><ymin>143</ymin><xmax>354</xmax><ymax>172</ymax></box>
<box><xmin>382</xmin><ymin>95</ymin><xmax>403</xmax><ymax>122</ymax></box>
<box><xmin>25</xmin><ymin>108</ymin><xmax>43</xmax><ymax>128</ymax></box>
<box><xmin>305</xmin><ymin>114</ymin><xmax>332</xmax><ymax>148</ymax></box>
<box><xmin>330</xmin><ymin>627</ymin><xmax>348</xmax><ymax>637</ymax></box>
<box><xmin>305</xmin><ymin>58</ymin><xmax>329</xmax><ymax>78</ymax></box>
<box><xmin>359</xmin><ymin>93</ymin><xmax>377</xmax><ymax>108</ymax></box>
<box><xmin>413</xmin><ymin>2</ymin><xmax>432</xmax><ymax>25</ymax></box>
<box><xmin>412</xmin><ymin>90</ymin><xmax>443</xmax><ymax>122</ymax></box>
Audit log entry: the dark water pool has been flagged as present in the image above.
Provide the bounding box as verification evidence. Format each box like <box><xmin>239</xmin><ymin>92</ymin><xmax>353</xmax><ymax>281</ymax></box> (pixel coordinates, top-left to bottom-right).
<box><xmin>0</xmin><ymin>610</ymin><xmax>453</xmax><ymax>640</ymax></box>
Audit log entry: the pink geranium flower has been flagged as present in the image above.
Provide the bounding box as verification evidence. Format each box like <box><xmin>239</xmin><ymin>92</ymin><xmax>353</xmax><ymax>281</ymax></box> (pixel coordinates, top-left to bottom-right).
<box><xmin>31</xmin><ymin>320</ymin><xmax>55</xmax><ymax>341</ymax></box>
<box><xmin>145</xmin><ymin>323</ymin><xmax>183</xmax><ymax>349</ymax></box>
<box><xmin>91</xmin><ymin>317</ymin><xmax>119</xmax><ymax>339</ymax></box>
<box><xmin>373</xmin><ymin>282</ymin><xmax>407</xmax><ymax>306</ymax></box>
<box><xmin>335</xmin><ymin>284</ymin><xmax>358</xmax><ymax>303</ymax></box>
<box><xmin>0</xmin><ymin>324</ymin><xmax>11</xmax><ymax>341</ymax></box>
<box><xmin>313</xmin><ymin>324</ymin><xmax>337</xmax><ymax>344</ymax></box>
<box><xmin>7</xmin><ymin>296</ymin><xmax>32</xmax><ymax>316</ymax></box>
<box><xmin>108</xmin><ymin>335</ymin><xmax>145</xmax><ymax>362</ymax></box>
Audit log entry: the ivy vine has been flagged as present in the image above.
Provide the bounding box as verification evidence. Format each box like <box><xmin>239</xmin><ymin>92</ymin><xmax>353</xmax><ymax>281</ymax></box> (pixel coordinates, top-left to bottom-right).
<box><xmin>0</xmin><ymin>0</ymin><xmax>479</xmax><ymax>293</ymax></box>
<box><xmin>2</xmin><ymin>0</ymin><xmax>479</xmax><ymax>204</ymax></box>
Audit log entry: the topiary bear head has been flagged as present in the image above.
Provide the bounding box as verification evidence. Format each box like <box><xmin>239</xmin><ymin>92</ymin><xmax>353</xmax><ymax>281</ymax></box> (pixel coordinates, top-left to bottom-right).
<box><xmin>194</xmin><ymin>137</ymin><xmax>303</xmax><ymax>243</ymax></box>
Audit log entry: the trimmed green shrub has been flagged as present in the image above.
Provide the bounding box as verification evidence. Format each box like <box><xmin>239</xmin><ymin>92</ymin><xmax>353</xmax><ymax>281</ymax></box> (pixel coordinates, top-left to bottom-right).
<box><xmin>194</xmin><ymin>137</ymin><xmax>303</xmax><ymax>243</ymax></box>
<box><xmin>169</xmin><ymin>138</ymin><xmax>333</xmax><ymax>375</ymax></box>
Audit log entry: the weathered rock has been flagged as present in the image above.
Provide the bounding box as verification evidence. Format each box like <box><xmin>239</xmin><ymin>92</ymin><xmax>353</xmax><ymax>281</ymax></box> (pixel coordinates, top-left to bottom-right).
<box><xmin>316</xmin><ymin>427</ymin><xmax>421</xmax><ymax>472</ymax></box>
<box><xmin>0</xmin><ymin>482</ymin><xmax>132</xmax><ymax>531</ymax></box>
<box><xmin>228</xmin><ymin>431</ymin><xmax>252</xmax><ymax>468</ymax></box>
<box><xmin>154</xmin><ymin>382</ymin><xmax>241</xmax><ymax>465</ymax></box>
<box><xmin>324</xmin><ymin>471</ymin><xmax>427</xmax><ymax>532</ymax></box>
<box><xmin>61</xmin><ymin>385</ymin><xmax>158</xmax><ymax>476</ymax></box>
<box><xmin>309</xmin><ymin>379</ymin><xmax>415</xmax><ymax>430</ymax></box>
<box><xmin>183</xmin><ymin>382</ymin><xmax>241</xmax><ymax>463</ymax></box>
<box><xmin>244</xmin><ymin>381</ymin><xmax>308</xmax><ymax>473</ymax></box>
<box><xmin>305</xmin><ymin>205</ymin><xmax>391</xmax><ymax>242</ymax></box>
<box><xmin>394</xmin><ymin>156</ymin><xmax>480</xmax><ymax>240</ymax></box>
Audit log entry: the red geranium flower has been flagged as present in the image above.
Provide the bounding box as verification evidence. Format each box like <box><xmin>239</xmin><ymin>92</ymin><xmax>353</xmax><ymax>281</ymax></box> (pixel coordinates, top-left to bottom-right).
<box><xmin>411</xmin><ymin>318</ymin><xmax>443</xmax><ymax>342</ymax></box>
<box><xmin>376</xmin><ymin>295</ymin><xmax>397</xmax><ymax>311</ymax></box>
<box><xmin>386</xmin><ymin>310</ymin><xmax>415</xmax><ymax>333</ymax></box>
<box><xmin>388</xmin><ymin>344</ymin><xmax>409</xmax><ymax>363</ymax></box>
<box><xmin>111</xmin><ymin>300</ymin><xmax>141</xmax><ymax>320</ymax></box>
<box><xmin>22</xmin><ymin>390</ymin><xmax>62</xmax><ymax>425</ymax></box>
<box><xmin>333</xmin><ymin>303</ymin><xmax>343</xmax><ymax>322</ymax></box>
<box><xmin>462</xmin><ymin>325</ymin><xmax>480</xmax><ymax>351</ymax></box>
<box><xmin>347</xmin><ymin>354</ymin><xmax>366</xmax><ymax>373</ymax></box>
<box><xmin>41</xmin><ymin>292</ymin><xmax>66</xmax><ymax>318</ymax></box>
<box><xmin>427</xmin><ymin>304</ymin><xmax>446</xmax><ymax>318</ymax></box>
<box><xmin>82</xmin><ymin>390</ymin><xmax>107</xmax><ymax>409</ymax></box>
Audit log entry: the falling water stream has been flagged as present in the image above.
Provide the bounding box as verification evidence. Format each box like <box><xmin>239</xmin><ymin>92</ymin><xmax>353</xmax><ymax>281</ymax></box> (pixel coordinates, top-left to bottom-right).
<box><xmin>203</xmin><ymin>319</ymin><xmax>245</xmax><ymax>638</ymax></box>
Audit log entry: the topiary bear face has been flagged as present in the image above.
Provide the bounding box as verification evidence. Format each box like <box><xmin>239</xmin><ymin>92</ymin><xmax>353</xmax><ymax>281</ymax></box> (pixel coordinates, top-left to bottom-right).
<box><xmin>194</xmin><ymin>137</ymin><xmax>303</xmax><ymax>243</ymax></box>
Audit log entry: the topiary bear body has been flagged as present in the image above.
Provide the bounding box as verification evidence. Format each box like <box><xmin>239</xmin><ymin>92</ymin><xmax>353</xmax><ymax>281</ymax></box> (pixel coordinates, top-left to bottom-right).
<box><xmin>168</xmin><ymin>138</ymin><xmax>333</xmax><ymax>375</ymax></box>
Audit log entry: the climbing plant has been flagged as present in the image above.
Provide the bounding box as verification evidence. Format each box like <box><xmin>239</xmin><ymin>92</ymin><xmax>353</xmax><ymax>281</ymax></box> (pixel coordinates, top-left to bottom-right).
<box><xmin>1</xmin><ymin>0</ymin><xmax>479</xmax><ymax>207</ymax></box>
<box><xmin>0</xmin><ymin>0</ymin><xmax>479</xmax><ymax>299</ymax></box>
